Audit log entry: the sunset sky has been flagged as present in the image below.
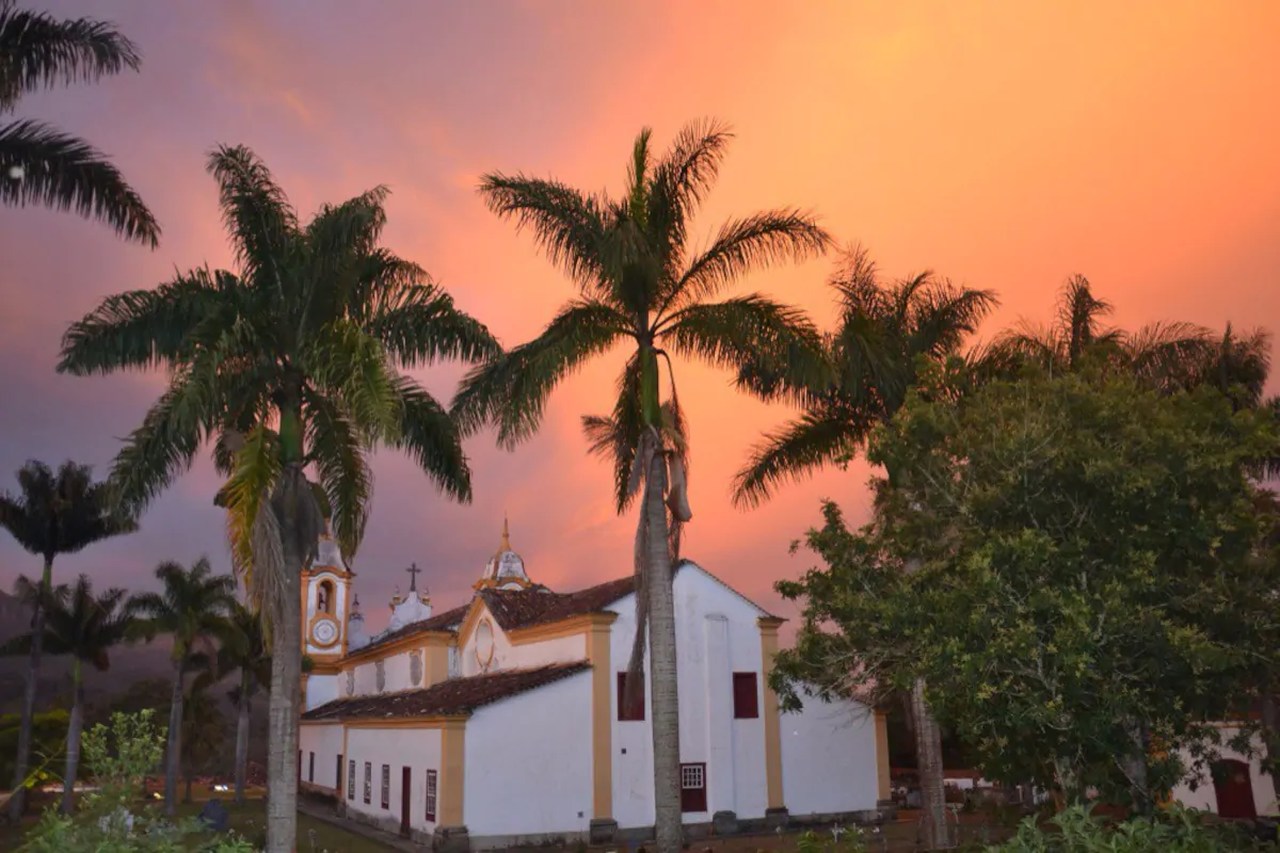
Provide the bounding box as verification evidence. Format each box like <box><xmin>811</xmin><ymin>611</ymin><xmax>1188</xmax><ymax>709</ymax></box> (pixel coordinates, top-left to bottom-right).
<box><xmin>2</xmin><ymin>1</ymin><xmax>1278</xmax><ymax>638</ymax></box>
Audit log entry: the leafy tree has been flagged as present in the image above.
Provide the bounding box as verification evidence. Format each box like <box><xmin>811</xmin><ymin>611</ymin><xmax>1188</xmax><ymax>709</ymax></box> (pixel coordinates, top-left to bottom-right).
<box><xmin>779</xmin><ymin>367</ymin><xmax>1279</xmax><ymax>813</ymax></box>
<box><xmin>0</xmin><ymin>460</ymin><xmax>137</xmax><ymax>820</ymax></box>
<box><xmin>454</xmin><ymin>120</ymin><xmax>829</xmax><ymax>852</ymax></box>
<box><xmin>127</xmin><ymin>558</ymin><xmax>234</xmax><ymax>816</ymax></box>
<box><xmin>0</xmin><ymin>1</ymin><xmax>158</xmax><ymax>244</ymax></box>
<box><xmin>734</xmin><ymin>245</ymin><xmax>996</xmax><ymax>846</ymax></box>
<box><xmin>0</xmin><ymin>575</ymin><xmax>133</xmax><ymax>813</ymax></box>
<box><xmin>57</xmin><ymin>145</ymin><xmax>498</xmax><ymax>852</ymax></box>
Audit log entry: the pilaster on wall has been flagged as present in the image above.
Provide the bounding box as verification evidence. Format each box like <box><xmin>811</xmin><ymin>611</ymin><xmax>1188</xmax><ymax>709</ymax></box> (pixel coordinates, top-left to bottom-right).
<box><xmin>586</xmin><ymin>619</ymin><xmax>614</xmax><ymax>820</ymax></box>
<box><xmin>440</xmin><ymin>718</ymin><xmax>467</xmax><ymax>826</ymax></box>
<box><xmin>875</xmin><ymin>711</ymin><xmax>891</xmax><ymax>802</ymax></box>
<box><xmin>758</xmin><ymin>616</ymin><xmax>786</xmax><ymax>811</ymax></box>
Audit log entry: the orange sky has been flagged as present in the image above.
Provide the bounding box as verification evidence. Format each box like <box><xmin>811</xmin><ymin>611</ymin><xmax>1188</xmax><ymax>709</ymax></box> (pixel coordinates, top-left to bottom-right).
<box><xmin>1</xmin><ymin>2</ymin><xmax>1278</xmax><ymax>637</ymax></box>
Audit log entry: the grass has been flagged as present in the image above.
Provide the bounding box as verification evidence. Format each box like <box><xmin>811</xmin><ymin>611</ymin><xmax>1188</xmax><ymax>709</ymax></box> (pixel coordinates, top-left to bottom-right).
<box><xmin>0</xmin><ymin>793</ymin><xmax>396</xmax><ymax>852</ymax></box>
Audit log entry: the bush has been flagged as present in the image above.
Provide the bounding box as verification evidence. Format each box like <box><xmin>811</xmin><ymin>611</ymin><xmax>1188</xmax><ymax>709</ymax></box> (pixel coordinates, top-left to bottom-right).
<box><xmin>989</xmin><ymin>804</ymin><xmax>1277</xmax><ymax>852</ymax></box>
<box><xmin>17</xmin><ymin>709</ymin><xmax>254</xmax><ymax>853</ymax></box>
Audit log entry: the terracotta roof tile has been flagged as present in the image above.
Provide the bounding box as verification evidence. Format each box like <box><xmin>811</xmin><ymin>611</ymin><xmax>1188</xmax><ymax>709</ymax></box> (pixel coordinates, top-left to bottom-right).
<box><xmin>301</xmin><ymin>661</ymin><xmax>590</xmax><ymax>722</ymax></box>
<box><xmin>479</xmin><ymin>575</ymin><xmax>636</xmax><ymax>631</ymax></box>
<box><xmin>353</xmin><ymin>602</ymin><xmax>470</xmax><ymax>654</ymax></box>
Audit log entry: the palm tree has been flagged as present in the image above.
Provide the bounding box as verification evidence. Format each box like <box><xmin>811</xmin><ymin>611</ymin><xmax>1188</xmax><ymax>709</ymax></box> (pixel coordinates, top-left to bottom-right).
<box><xmin>127</xmin><ymin>557</ymin><xmax>234</xmax><ymax>816</ymax></box>
<box><xmin>0</xmin><ymin>575</ymin><xmax>132</xmax><ymax>813</ymax></box>
<box><xmin>990</xmin><ymin>274</ymin><xmax>1210</xmax><ymax>388</ymax></box>
<box><xmin>454</xmin><ymin>120</ymin><xmax>830</xmax><ymax>853</ymax></box>
<box><xmin>0</xmin><ymin>459</ymin><xmax>137</xmax><ymax>820</ymax></box>
<box><xmin>57</xmin><ymin>145</ymin><xmax>498</xmax><ymax>852</ymax></box>
<box><xmin>192</xmin><ymin>599</ymin><xmax>269</xmax><ymax>804</ymax></box>
<box><xmin>732</xmin><ymin>245</ymin><xmax>997</xmax><ymax>848</ymax></box>
<box><xmin>0</xmin><ymin>2</ymin><xmax>158</xmax><ymax>245</ymax></box>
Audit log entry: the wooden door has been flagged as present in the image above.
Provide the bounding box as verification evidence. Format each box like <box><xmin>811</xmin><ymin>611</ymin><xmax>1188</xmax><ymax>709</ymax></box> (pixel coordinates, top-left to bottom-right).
<box><xmin>400</xmin><ymin>766</ymin><xmax>412</xmax><ymax>836</ymax></box>
<box><xmin>1212</xmin><ymin>759</ymin><xmax>1257</xmax><ymax>819</ymax></box>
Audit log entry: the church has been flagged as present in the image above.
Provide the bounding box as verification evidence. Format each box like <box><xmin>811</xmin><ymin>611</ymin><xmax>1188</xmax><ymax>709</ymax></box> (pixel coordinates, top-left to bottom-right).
<box><xmin>296</xmin><ymin>522</ymin><xmax>888</xmax><ymax>850</ymax></box>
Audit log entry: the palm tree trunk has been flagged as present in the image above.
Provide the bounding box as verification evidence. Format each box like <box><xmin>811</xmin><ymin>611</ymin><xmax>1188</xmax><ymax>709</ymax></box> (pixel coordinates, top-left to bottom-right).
<box><xmin>8</xmin><ymin>554</ymin><xmax>53</xmax><ymax>822</ymax></box>
<box><xmin>164</xmin><ymin>659</ymin><xmax>184</xmax><ymax>817</ymax></box>
<box><xmin>911</xmin><ymin>677</ymin><xmax>949</xmax><ymax>849</ymax></box>
<box><xmin>60</xmin><ymin>660</ymin><xmax>85</xmax><ymax>814</ymax></box>
<box><xmin>644</xmin><ymin>451</ymin><xmax>683</xmax><ymax>853</ymax></box>
<box><xmin>235</xmin><ymin>674</ymin><xmax>251</xmax><ymax>805</ymax></box>
<box><xmin>266</xmin><ymin>522</ymin><xmax>303</xmax><ymax>853</ymax></box>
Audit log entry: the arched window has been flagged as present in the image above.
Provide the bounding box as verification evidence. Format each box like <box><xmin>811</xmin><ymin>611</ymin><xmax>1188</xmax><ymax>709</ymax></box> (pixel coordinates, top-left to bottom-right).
<box><xmin>317</xmin><ymin>580</ymin><xmax>335</xmax><ymax>614</ymax></box>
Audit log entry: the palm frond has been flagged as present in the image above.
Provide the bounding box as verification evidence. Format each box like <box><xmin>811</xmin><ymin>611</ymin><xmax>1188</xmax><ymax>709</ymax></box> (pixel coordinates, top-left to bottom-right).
<box><xmin>389</xmin><ymin>373</ymin><xmax>472</xmax><ymax>504</ymax></box>
<box><xmin>206</xmin><ymin>144</ymin><xmax>297</xmax><ymax>284</ymax></box>
<box><xmin>57</xmin><ymin>267</ymin><xmax>228</xmax><ymax>375</ymax></box>
<box><xmin>662</xmin><ymin>294</ymin><xmax>825</xmax><ymax>380</ymax></box>
<box><xmin>477</xmin><ymin>173</ymin><xmax>609</xmax><ymax>294</ymax></box>
<box><xmin>732</xmin><ymin>404</ymin><xmax>868</xmax><ymax>508</ymax></box>
<box><xmin>219</xmin><ymin>424</ymin><xmax>282</xmax><ymax>590</ymax></box>
<box><xmin>303</xmin><ymin>389</ymin><xmax>373</xmax><ymax>556</ymax></box>
<box><xmin>451</xmin><ymin>299</ymin><xmax>629</xmax><ymax>447</ymax></box>
<box><xmin>580</xmin><ymin>355</ymin><xmax>644</xmax><ymax>513</ymax></box>
<box><xmin>663</xmin><ymin>210</ymin><xmax>830</xmax><ymax>310</ymax></box>
<box><xmin>0</xmin><ymin>119</ymin><xmax>159</xmax><ymax>245</ymax></box>
<box><xmin>365</xmin><ymin>278</ymin><xmax>501</xmax><ymax>367</ymax></box>
<box><xmin>0</xmin><ymin>4</ymin><xmax>140</xmax><ymax>108</ymax></box>
<box><xmin>301</xmin><ymin>319</ymin><xmax>400</xmax><ymax>442</ymax></box>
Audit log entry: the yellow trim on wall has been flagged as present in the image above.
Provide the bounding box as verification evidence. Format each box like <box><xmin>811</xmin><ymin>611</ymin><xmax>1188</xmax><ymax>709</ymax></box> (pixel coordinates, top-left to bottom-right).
<box><xmin>758</xmin><ymin>616</ymin><xmax>786</xmax><ymax>810</ymax></box>
<box><xmin>453</xmin><ymin>597</ymin><xmax>491</xmax><ymax>652</ymax></box>
<box><xmin>874</xmin><ymin>711</ymin><xmax>891</xmax><ymax>801</ymax></box>
<box><xmin>342</xmin><ymin>715</ymin><xmax>468</xmax><ymax>730</ymax></box>
<box><xmin>440</xmin><ymin>718</ymin><xmax>466</xmax><ymax>826</ymax></box>
<box><xmin>509</xmin><ymin>612</ymin><xmax>617</xmax><ymax>645</ymax></box>
<box><xmin>586</xmin><ymin>622</ymin><xmax>613</xmax><ymax>820</ymax></box>
<box><xmin>422</xmin><ymin>635</ymin><xmax>451</xmax><ymax>687</ymax></box>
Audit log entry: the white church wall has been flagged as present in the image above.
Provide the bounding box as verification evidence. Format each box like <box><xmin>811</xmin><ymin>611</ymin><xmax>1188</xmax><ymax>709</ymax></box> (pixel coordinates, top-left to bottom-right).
<box><xmin>298</xmin><ymin>723</ymin><xmax>344</xmax><ymax>790</ymax></box>
<box><xmin>1171</xmin><ymin>728</ymin><xmax>1277</xmax><ymax>816</ymax></box>
<box><xmin>780</xmin><ymin>694</ymin><xmax>879</xmax><ymax>816</ymax></box>
<box><xmin>305</xmin><ymin>674</ymin><xmax>340</xmax><ymax>711</ymax></box>
<box><xmin>354</xmin><ymin>659</ymin><xmax>377</xmax><ymax>695</ymax></box>
<box><xmin>458</xmin><ymin>604</ymin><xmax>587</xmax><ymax>678</ymax></box>
<box><xmin>464</xmin><ymin>670</ymin><xmax>594</xmax><ymax>841</ymax></box>
<box><xmin>382</xmin><ymin>650</ymin><xmax>412</xmax><ymax>691</ymax></box>
<box><xmin>607</xmin><ymin>564</ymin><xmax>774</xmax><ymax>828</ymax></box>
<box><xmin>344</xmin><ymin>725</ymin><xmax>444</xmax><ymax>834</ymax></box>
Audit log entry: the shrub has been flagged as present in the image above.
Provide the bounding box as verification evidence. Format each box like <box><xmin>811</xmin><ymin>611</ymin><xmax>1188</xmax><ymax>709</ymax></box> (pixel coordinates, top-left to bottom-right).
<box><xmin>990</xmin><ymin>803</ymin><xmax>1276</xmax><ymax>852</ymax></box>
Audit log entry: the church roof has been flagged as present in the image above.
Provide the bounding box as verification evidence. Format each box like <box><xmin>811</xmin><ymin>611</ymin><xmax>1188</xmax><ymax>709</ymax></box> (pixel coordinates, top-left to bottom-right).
<box><xmin>479</xmin><ymin>575</ymin><xmax>636</xmax><ymax>631</ymax></box>
<box><xmin>354</xmin><ymin>602</ymin><xmax>471</xmax><ymax>655</ymax></box>
<box><xmin>301</xmin><ymin>661</ymin><xmax>590</xmax><ymax>722</ymax></box>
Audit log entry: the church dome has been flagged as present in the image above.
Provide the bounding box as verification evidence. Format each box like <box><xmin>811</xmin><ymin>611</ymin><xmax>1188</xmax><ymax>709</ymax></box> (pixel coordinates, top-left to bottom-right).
<box><xmin>477</xmin><ymin>518</ymin><xmax>532</xmax><ymax>590</ymax></box>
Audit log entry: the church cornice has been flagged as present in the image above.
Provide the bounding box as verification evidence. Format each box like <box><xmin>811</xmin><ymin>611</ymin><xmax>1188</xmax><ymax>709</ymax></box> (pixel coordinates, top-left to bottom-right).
<box><xmin>341</xmin><ymin>628</ymin><xmax>454</xmax><ymax>666</ymax></box>
<box><xmin>508</xmin><ymin>611</ymin><xmax>619</xmax><ymax>645</ymax></box>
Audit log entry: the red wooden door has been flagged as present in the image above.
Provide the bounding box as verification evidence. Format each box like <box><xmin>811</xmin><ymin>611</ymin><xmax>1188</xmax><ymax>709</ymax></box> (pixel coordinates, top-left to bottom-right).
<box><xmin>401</xmin><ymin>767</ymin><xmax>412</xmax><ymax>836</ymax></box>
<box><xmin>1213</xmin><ymin>759</ymin><xmax>1257</xmax><ymax>819</ymax></box>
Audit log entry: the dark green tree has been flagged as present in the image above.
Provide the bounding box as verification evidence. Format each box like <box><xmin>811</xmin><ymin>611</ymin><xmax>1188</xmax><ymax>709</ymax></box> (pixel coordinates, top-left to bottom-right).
<box><xmin>0</xmin><ymin>460</ymin><xmax>136</xmax><ymax>819</ymax></box>
<box><xmin>733</xmin><ymin>245</ymin><xmax>996</xmax><ymax>847</ymax></box>
<box><xmin>58</xmin><ymin>145</ymin><xmax>498</xmax><ymax>852</ymax></box>
<box><xmin>0</xmin><ymin>575</ymin><xmax>133</xmax><ymax>813</ymax></box>
<box><xmin>127</xmin><ymin>558</ymin><xmax>234</xmax><ymax>816</ymax></box>
<box><xmin>454</xmin><ymin>120</ymin><xmax>829</xmax><ymax>852</ymax></box>
<box><xmin>0</xmin><ymin>1</ymin><xmax>158</xmax><ymax>244</ymax></box>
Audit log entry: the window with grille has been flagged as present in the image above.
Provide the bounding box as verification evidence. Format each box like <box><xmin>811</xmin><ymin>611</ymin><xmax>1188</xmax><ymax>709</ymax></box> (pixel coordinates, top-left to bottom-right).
<box><xmin>381</xmin><ymin>764</ymin><xmax>390</xmax><ymax>809</ymax></box>
<box><xmin>732</xmin><ymin>672</ymin><xmax>759</xmax><ymax>719</ymax></box>
<box><xmin>425</xmin><ymin>769</ymin><xmax>438</xmax><ymax>822</ymax></box>
<box><xmin>363</xmin><ymin>762</ymin><xmax>372</xmax><ymax>804</ymax></box>
<box><xmin>347</xmin><ymin>759</ymin><xmax>356</xmax><ymax>800</ymax></box>
<box><xmin>616</xmin><ymin>672</ymin><xmax>645</xmax><ymax>721</ymax></box>
<box><xmin>680</xmin><ymin>762</ymin><xmax>707</xmax><ymax>812</ymax></box>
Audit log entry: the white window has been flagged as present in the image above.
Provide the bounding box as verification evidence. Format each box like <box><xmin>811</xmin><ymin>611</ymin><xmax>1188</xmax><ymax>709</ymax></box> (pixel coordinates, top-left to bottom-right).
<box><xmin>381</xmin><ymin>764</ymin><xmax>390</xmax><ymax>809</ymax></box>
<box><xmin>347</xmin><ymin>759</ymin><xmax>355</xmax><ymax>800</ymax></box>
<box><xmin>681</xmin><ymin>764</ymin><xmax>704</xmax><ymax>789</ymax></box>
<box><xmin>425</xmin><ymin>768</ymin><xmax>438</xmax><ymax>821</ymax></box>
<box><xmin>363</xmin><ymin>762</ymin><xmax>372</xmax><ymax>804</ymax></box>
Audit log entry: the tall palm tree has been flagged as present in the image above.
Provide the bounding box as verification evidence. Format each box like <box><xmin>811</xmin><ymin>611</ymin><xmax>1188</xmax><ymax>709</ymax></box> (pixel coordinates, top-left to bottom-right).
<box><xmin>192</xmin><ymin>599</ymin><xmax>269</xmax><ymax>804</ymax></box>
<box><xmin>454</xmin><ymin>120</ymin><xmax>830</xmax><ymax>853</ymax></box>
<box><xmin>127</xmin><ymin>557</ymin><xmax>235</xmax><ymax>816</ymax></box>
<box><xmin>0</xmin><ymin>575</ymin><xmax>132</xmax><ymax>814</ymax></box>
<box><xmin>732</xmin><ymin>245</ymin><xmax>997</xmax><ymax>848</ymax></box>
<box><xmin>0</xmin><ymin>2</ymin><xmax>158</xmax><ymax>245</ymax></box>
<box><xmin>0</xmin><ymin>459</ymin><xmax>137</xmax><ymax>820</ymax></box>
<box><xmin>57</xmin><ymin>145</ymin><xmax>498</xmax><ymax>852</ymax></box>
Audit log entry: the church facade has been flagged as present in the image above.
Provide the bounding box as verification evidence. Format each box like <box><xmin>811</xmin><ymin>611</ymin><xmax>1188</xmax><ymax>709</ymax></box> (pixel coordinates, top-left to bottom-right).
<box><xmin>297</xmin><ymin>523</ymin><xmax>888</xmax><ymax>849</ymax></box>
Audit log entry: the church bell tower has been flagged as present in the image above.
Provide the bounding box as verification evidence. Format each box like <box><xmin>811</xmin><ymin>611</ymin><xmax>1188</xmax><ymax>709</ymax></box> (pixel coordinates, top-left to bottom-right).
<box><xmin>303</xmin><ymin>525</ymin><xmax>354</xmax><ymax>662</ymax></box>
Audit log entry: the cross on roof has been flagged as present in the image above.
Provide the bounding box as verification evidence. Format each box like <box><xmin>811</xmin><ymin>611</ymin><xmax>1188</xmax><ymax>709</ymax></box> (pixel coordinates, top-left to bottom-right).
<box><xmin>406</xmin><ymin>562</ymin><xmax>422</xmax><ymax>592</ymax></box>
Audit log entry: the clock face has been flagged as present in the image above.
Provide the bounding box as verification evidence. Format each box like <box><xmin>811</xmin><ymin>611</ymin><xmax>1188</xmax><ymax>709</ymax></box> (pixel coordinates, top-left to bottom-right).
<box><xmin>474</xmin><ymin>619</ymin><xmax>495</xmax><ymax>671</ymax></box>
<box><xmin>311</xmin><ymin>617</ymin><xmax>338</xmax><ymax>647</ymax></box>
